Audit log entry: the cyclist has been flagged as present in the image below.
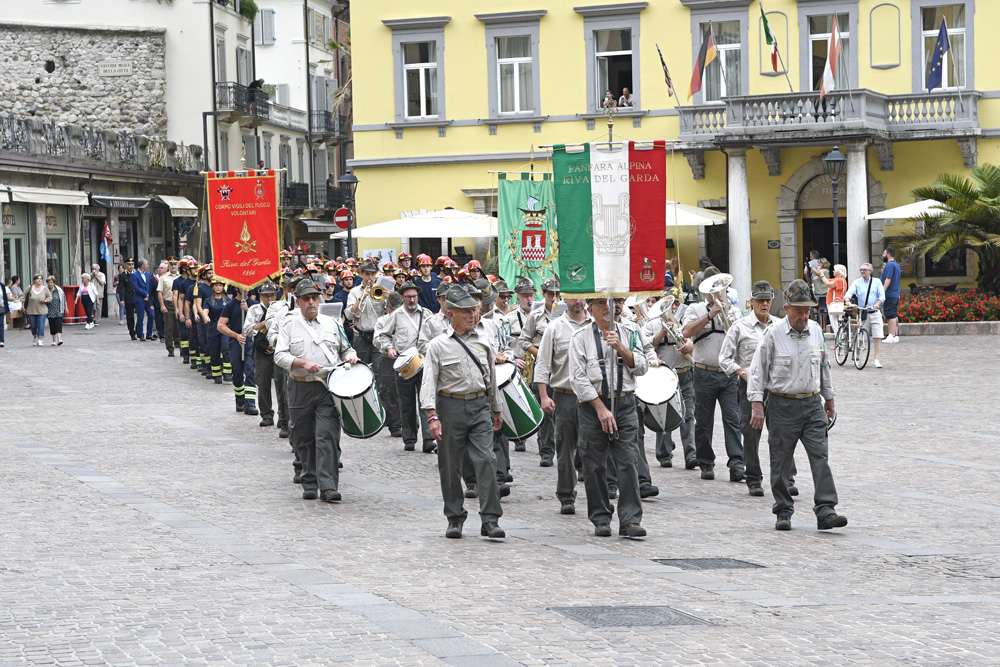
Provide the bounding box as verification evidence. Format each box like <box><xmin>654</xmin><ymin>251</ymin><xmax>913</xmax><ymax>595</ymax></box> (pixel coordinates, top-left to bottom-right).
<box><xmin>845</xmin><ymin>263</ymin><xmax>886</xmax><ymax>369</ymax></box>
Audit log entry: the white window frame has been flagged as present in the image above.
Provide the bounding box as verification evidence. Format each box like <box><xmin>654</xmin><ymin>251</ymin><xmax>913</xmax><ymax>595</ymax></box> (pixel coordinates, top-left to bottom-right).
<box><xmin>477</xmin><ymin>11</ymin><xmax>545</xmax><ymax>121</ymax></box>
<box><xmin>686</xmin><ymin>3</ymin><xmax>749</xmax><ymax>106</ymax></box>
<box><xmin>595</xmin><ymin>29</ymin><xmax>633</xmax><ymax>110</ymax></box>
<box><xmin>797</xmin><ymin>2</ymin><xmax>859</xmax><ymax>92</ymax></box>
<box><xmin>575</xmin><ymin>3</ymin><xmax>646</xmax><ymax>115</ymax></box>
<box><xmin>497</xmin><ymin>37</ymin><xmax>534</xmax><ymax>115</ymax></box>
<box><xmin>917</xmin><ymin>3</ymin><xmax>968</xmax><ymax>92</ymax></box>
<box><xmin>807</xmin><ymin>15</ymin><xmax>851</xmax><ymax>92</ymax></box>
<box><xmin>700</xmin><ymin>21</ymin><xmax>742</xmax><ymax>103</ymax></box>
<box><xmin>402</xmin><ymin>41</ymin><xmax>439</xmax><ymax>120</ymax></box>
<box><xmin>385</xmin><ymin>17</ymin><xmax>450</xmax><ymax>124</ymax></box>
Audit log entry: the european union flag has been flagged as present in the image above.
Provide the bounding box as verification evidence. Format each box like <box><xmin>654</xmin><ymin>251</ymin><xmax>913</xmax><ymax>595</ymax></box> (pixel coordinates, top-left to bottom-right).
<box><xmin>926</xmin><ymin>18</ymin><xmax>950</xmax><ymax>91</ymax></box>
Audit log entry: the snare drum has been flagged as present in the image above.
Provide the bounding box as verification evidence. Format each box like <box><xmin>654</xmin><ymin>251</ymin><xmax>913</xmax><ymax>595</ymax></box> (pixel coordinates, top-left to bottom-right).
<box><xmin>392</xmin><ymin>347</ymin><xmax>424</xmax><ymax>382</ymax></box>
<box><xmin>327</xmin><ymin>363</ymin><xmax>386</xmax><ymax>439</ymax></box>
<box><xmin>635</xmin><ymin>365</ymin><xmax>684</xmax><ymax>433</ymax></box>
<box><xmin>495</xmin><ymin>361</ymin><xmax>544</xmax><ymax>440</ymax></box>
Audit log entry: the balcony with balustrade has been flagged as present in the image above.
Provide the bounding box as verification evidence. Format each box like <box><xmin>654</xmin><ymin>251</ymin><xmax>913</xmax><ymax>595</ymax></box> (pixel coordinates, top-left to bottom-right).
<box><xmin>677</xmin><ymin>89</ymin><xmax>981</xmax><ymax>176</ymax></box>
<box><xmin>215</xmin><ymin>82</ymin><xmax>271</xmax><ymax>126</ymax></box>
<box><xmin>0</xmin><ymin>113</ymin><xmax>203</xmax><ymax>175</ymax></box>
<box><xmin>310</xmin><ymin>111</ymin><xmax>349</xmax><ymax>143</ymax></box>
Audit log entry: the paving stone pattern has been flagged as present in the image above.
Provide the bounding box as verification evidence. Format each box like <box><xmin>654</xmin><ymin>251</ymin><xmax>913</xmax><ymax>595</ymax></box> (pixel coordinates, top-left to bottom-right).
<box><xmin>1</xmin><ymin>325</ymin><xmax>999</xmax><ymax>665</ymax></box>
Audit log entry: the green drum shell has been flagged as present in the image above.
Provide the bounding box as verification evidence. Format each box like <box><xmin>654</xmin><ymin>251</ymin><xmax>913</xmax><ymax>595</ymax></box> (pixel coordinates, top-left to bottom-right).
<box><xmin>329</xmin><ymin>365</ymin><xmax>387</xmax><ymax>440</ymax></box>
<box><xmin>496</xmin><ymin>362</ymin><xmax>544</xmax><ymax>440</ymax></box>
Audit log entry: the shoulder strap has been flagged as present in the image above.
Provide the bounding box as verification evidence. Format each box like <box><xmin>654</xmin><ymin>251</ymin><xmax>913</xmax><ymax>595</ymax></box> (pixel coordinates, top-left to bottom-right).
<box><xmin>297</xmin><ymin>313</ymin><xmax>342</xmax><ymax>367</ymax></box>
<box><xmin>864</xmin><ymin>277</ymin><xmax>873</xmax><ymax>306</ymax></box>
<box><xmin>452</xmin><ymin>333</ymin><xmax>489</xmax><ymax>385</ymax></box>
<box><xmin>592</xmin><ymin>323</ymin><xmax>609</xmax><ymax>400</ymax></box>
<box><xmin>692</xmin><ymin>305</ymin><xmax>720</xmax><ymax>344</ymax></box>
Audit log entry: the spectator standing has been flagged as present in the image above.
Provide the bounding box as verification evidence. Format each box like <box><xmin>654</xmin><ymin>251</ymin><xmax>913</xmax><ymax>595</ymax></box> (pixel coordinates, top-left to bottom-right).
<box><xmin>131</xmin><ymin>259</ymin><xmax>154</xmax><ymax>341</ymax></box>
<box><xmin>0</xmin><ymin>277</ymin><xmax>10</xmax><ymax>347</ymax></box>
<box><xmin>881</xmin><ymin>248</ymin><xmax>902</xmax><ymax>343</ymax></box>
<box><xmin>122</xmin><ymin>259</ymin><xmax>138</xmax><ymax>338</ymax></box>
<box><xmin>820</xmin><ymin>264</ymin><xmax>848</xmax><ymax>341</ymax></box>
<box><xmin>113</xmin><ymin>265</ymin><xmax>126</xmax><ymax>325</ymax></box>
<box><xmin>45</xmin><ymin>276</ymin><xmax>66</xmax><ymax>346</ymax></box>
<box><xmin>150</xmin><ymin>263</ymin><xmax>165</xmax><ymax>341</ymax></box>
<box><xmin>90</xmin><ymin>263</ymin><xmax>107</xmax><ymax>324</ymax></box>
<box><xmin>810</xmin><ymin>258</ymin><xmax>831</xmax><ymax>331</ymax></box>
<box><xmin>8</xmin><ymin>276</ymin><xmax>25</xmax><ymax>329</ymax></box>
<box><xmin>845</xmin><ymin>263</ymin><xmax>886</xmax><ymax>368</ymax></box>
<box><xmin>25</xmin><ymin>274</ymin><xmax>52</xmax><ymax>346</ymax></box>
<box><xmin>75</xmin><ymin>273</ymin><xmax>98</xmax><ymax>329</ymax></box>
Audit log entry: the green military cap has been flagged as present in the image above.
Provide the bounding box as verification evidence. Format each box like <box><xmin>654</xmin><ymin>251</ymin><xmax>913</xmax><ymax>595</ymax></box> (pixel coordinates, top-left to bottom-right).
<box><xmin>784</xmin><ymin>279</ymin><xmax>817</xmax><ymax>306</ymax></box>
<box><xmin>494</xmin><ymin>279</ymin><xmax>513</xmax><ymax>294</ymax></box>
<box><xmin>473</xmin><ymin>278</ymin><xmax>496</xmax><ymax>307</ymax></box>
<box><xmin>294</xmin><ymin>279</ymin><xmax>321</xmax><ymax>298</ymax></box>
<box><xmin>397</xmin><ymin>280</ymin><xmax>422</xmax><ymax>295</ymax></box>
<box><xmin>359</xmin><ymin>258</ymin><xmax>378</xmax><ymax>273</ymax></box>
<box><xmin>541</xmin><ymin>277</ymin><xmax>561</xmax><ymax>293</ymax></box>
<box><xmin>514</xmin><ymin>277</ymin><xmax>535</xmax><ymax>295</ymax></box>
<box><xmin>750</xmin><ymin>280</ymin><xmax>774</xmax><ymax>299</ymax></box>
<box><xmin>259</xmin><ymin>280</ymin><xmax>278</xmax><ymax>294</ymax></box>
<box><xmin>445</xmin><ymin>284</ymin><xmax>478</xmax><ymax>309</ymax></box>
<box><xmin>386</xmin><ymin>290</ymin><xmax>404</xmax><ymax>310</ymax></box>
<box><xmin>702</xmin><ymin>266</ymin><xmax>720</xmax><ymax>279</ymax></box>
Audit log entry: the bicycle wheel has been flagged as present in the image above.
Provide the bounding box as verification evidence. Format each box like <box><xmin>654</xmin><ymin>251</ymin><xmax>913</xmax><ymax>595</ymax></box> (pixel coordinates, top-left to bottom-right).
<box><xmin>834</xmin><ymin>324</ymin><xmax>849</xmax><ymax>366</ymax></box>
<box><xmin>853</xmin><ymin>327</ymin><xmax>870</xmax><ymax>370</ymax></box>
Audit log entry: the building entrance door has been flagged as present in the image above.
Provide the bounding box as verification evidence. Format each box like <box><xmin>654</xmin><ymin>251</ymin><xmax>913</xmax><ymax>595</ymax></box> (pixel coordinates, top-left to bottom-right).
<box><xmin>801</xmin><ymin>216</ymin><xmax>847</xmax><ymax>271</ymax></box>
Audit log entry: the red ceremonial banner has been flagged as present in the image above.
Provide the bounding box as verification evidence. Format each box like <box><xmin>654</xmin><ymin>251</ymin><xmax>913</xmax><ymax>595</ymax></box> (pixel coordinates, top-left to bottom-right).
<box><xmin>206</xmin><ymin>170</ymin><xmax>281</xmax><ymax>289</ymax></box>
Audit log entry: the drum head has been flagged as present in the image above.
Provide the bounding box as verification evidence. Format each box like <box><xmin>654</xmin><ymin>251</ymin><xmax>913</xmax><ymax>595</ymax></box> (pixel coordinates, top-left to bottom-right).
<box><xmin>495</xmin><ymin>361</ymin><xmax>517</xmax><ymax>386</ymax></box>
<box><xmin>392</xmin><ymin>352</ymin><xmax>413</xmax><ymax>372</ymax></box>
<box><xmin>635</xmin><ymin>365</ymin><xmax>679</xmax><ymax>405</ymax></box>
<box><xmin>329</xmin><ymin>363</ymin><xmax>375</xmax><ymax>399</ymax></box>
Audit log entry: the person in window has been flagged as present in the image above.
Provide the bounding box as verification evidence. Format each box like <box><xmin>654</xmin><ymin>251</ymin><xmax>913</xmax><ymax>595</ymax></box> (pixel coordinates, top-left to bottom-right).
<box><xmin>618</xmin><ymin>87</ymin><xmax>634</xmax><ymax>108</ymax></box>
<box><xmin>602</xmin><ymin>90</ymin><xmax>617</xmax><ymax>109</ymax></box>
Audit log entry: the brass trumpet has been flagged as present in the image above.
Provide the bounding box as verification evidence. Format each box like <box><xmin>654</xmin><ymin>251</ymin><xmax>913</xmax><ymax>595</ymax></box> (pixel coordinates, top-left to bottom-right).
<box><xmin>369</xmin><ymin>284</ymin><xmax>387</xmax><ymax>302</ymax></box>
<box><xmin>646</xmin><ymin>295</ymin><xmax>693</xmax><ymax>363</ymax></box>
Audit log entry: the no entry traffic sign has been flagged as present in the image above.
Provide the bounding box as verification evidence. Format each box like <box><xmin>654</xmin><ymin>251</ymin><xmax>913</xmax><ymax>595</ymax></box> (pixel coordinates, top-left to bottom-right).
<box><xmin>334</xmin><ymin>207</ymin><xmax>353</xmax><ymax>230</ymax></box>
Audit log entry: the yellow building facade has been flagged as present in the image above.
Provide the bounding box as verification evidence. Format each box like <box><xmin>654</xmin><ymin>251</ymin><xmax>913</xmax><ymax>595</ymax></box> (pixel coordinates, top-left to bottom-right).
<box><xmin>349</xmin><ymin>0</ymin><xmax>992</xmax><ymax>300</ymax></box>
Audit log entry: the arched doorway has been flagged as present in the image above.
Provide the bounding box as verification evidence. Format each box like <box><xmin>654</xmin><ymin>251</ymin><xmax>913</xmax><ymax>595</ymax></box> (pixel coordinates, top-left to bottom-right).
<box><xmin>774</xmin><ymin>155</ymin><xmax>886</xmax><ymax>288</ymax></box>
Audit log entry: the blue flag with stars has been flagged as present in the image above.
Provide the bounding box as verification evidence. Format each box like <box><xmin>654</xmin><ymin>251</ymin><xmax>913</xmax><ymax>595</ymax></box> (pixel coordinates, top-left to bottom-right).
<box><xmin>926</xmin><ymin>18</ymin><xmax>950</xmax><ymax>91</ymax></box>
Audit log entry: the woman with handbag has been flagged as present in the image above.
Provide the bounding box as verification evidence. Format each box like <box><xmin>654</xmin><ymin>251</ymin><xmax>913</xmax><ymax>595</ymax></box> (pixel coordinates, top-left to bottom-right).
<box><xmin>820</xmin><ymin>264</ymin><xmax>848</xmax><ymax>341</ymax></box>
<box><xmin>25</xmin><ymin>274</ymin><xmax>52</xmax><ymax>346</ymax></box>
<box><xmin>46</xmin><ymin>276</ymin><xmax>66</xmax><ymax>346</ymax></box>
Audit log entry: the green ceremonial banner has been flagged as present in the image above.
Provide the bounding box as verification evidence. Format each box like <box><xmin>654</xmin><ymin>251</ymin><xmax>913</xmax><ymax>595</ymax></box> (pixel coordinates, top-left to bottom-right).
<box><xmin>497</xmin><ymin>174</ymin><xmax>558</xmax><ymax>290</ymax></box>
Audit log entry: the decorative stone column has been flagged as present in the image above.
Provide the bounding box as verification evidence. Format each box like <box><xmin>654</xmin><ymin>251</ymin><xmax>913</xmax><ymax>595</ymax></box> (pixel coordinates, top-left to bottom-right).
<box><xmin>32</xmin><ymin>204</ymin><xmax>47</xmax><ymax>279</ymax></box>
<box><xmin>846</xmin><ymin>143</ymin><xmax>870</xmax><ymax>274</ymax></box>
<box><xmin>69</xmin><ymin>206</ymin><xmax>83</xmax><ymax>284</ymax></box>
<box><xmin>726</xmin><ymin>148</ymin><xmax>752</xmax><ymax>307</ymax></box>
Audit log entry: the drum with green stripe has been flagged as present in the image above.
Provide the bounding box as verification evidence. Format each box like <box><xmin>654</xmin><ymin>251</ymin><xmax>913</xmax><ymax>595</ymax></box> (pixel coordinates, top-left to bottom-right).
<box><xmin>495</xmin><ymin>361</ymin><xmax>544</xmax><ymax>440</ymax></box>
<box><xmin>327</xmin><ymin>363</ymin><xmax>386</xmax><ymax>439</ymax></box>
<box><xmin>635</xmin><ymin>365</ymin><xmax>684</xmax><ymax>433</ymax></box>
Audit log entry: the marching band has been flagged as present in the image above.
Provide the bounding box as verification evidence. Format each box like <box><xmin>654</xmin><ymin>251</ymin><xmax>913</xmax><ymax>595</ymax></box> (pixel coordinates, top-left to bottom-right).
<box><xmin>162</xmin><ymin>253</ymin><xmax>846</xmax><ymax>537</ymax></box>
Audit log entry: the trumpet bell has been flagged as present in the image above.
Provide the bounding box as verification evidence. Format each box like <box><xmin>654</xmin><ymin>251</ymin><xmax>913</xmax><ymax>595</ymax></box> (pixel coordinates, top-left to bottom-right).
<box><xmin>370</xmin><ymin>285</ymin><xmax>387</xmax><ymax>301</ymax></box>
<box><xmin>699</xmin><ymin>272</ymin><xmax>734</xmax><ymax>295</ymax></box>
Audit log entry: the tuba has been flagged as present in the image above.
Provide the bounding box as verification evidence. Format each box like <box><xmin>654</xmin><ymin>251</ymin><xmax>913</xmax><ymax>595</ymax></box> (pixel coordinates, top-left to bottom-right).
<box><xmin>646</xmin><ymin>295</ymin><xmax>694</xmax><ymax>363</ymax></box>
<box><xmin>698</xmin><ymin>273</ymin><xmax>740</xmax><ymax>331</ymax></box>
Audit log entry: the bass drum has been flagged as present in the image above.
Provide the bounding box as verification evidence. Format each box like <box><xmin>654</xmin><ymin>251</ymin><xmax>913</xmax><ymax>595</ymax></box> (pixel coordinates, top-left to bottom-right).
<box><xmin>327</xmin><ymin>363</ymin><xmax>386</xmax><ymax>439</ymax></box>
<box><xmin>495</xmin><ymin>361</ymin><xmax>544</xmax><ymax>440</ymax></box>
<box><xmin>635</xmin><ymin>365</ymin><xmax>684</xmax><ymax>433</ymax></box>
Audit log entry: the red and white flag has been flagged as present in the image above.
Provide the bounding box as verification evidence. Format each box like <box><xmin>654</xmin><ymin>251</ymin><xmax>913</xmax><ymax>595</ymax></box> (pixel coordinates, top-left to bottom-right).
<box><xmin>820</xmin><ymin>17</ymin><xmax>841</xmax><ymax>102</ymax></box>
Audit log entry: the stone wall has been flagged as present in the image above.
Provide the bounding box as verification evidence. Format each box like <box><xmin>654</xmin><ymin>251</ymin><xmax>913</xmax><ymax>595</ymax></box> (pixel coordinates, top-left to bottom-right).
<box><xmin>0</xmin><ymin>22</ymin><xmax>167</xmax><ymax>139</ymax></box>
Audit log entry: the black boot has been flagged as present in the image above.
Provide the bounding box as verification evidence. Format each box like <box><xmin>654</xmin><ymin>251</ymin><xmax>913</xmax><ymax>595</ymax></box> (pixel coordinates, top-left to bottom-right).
<box><xmin>243</xmin><ymin>399</ymin><xmax>259</xmax><ymax>416</ymax></box>
<box><xmin>235</xmin><ymin>395</ymin><xmax>245</xmax><ymax>412</ymax></box>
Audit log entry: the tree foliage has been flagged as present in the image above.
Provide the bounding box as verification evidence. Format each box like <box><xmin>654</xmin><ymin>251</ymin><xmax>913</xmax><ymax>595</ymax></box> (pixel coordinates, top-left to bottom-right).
<box><xmin>894</xmin><ymin>164</ymin><xmax>1000</xmax><ymax>296</ymax></box>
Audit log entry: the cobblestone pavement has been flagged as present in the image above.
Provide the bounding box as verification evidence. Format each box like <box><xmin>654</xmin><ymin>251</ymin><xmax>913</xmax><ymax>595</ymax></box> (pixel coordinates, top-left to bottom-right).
<box><xmin>2</xmin><ymin>322</ymin><xmax>999</xmax><ymax>666</ymax></box>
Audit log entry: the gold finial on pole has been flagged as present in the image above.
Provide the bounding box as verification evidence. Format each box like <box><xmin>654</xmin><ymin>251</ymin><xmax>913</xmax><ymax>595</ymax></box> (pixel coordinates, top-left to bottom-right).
<box><xmin>604</xmin><ymin>105</ymin><xmax>617</xmax><ymax>145</ymax></box>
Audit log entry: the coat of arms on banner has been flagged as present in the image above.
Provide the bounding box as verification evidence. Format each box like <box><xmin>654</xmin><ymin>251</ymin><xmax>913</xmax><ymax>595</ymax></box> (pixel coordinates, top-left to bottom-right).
<box><xmin>505</xmin><ymin>194</ymin><xmax>558</xmax><ymax>279</ymax></box>
<box><xmin>498</xmin><ymin>176</ymin><xmax>559</xmax><ymax>289</ymax></box>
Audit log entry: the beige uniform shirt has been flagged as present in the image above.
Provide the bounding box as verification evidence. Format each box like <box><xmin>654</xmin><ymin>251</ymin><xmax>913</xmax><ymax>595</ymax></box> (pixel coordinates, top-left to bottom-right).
<box><xmin>719</xmin><ymin>313</ymin><xmax>778</xmax><ymax>377</ymax></box>
<box><xmin>419</xmin><ymin>328</ymin><xmax>501</xmax><ymax>412</ymax></box>
<box><xmin>157</xmin><ymin>272</ymin><xmax>178</xmax><ymax>303</ymax></box>
<box><xmin>345</xmin><ymin>284</ymin><xmax>386</xmax><ymax>332</ymax></box>
<box><xmin>376</xmin><ymin>306</ymin><xmax>432</xmax><ymax>354</ymax></box>
<box><xmin>265</xmin><ymin>299</ymin><xmax>292</xmax><ymax>349</ymax></box>
<box><xmin>503</xmin><ymin>306</ymin><xmax>533</xmax><ymax>354</ymax></box>
<box><xmin>681</xmin><ymin>301</ymin><xmax>728</xmax><ymax>367</ymax></box>
<box><xmin>642</xmin><ymin>318</ymin><xmax>691</xmax><ymax>370</ymax></box>
<box><xmin>568</xmin><ymin>320</ymin><xmax>649</xmax><ymax>404</ymax></box>
<box><xmin>274</xmin><ymin>311</ymin><xmax>358</xmax><ymax>376</ymax></box>
<box><xmin>417</xmin><ymin>311</ymin><xmax>450</xmax><ymax>356</ymax></box>
<box><xmin>747</xmin><ymin>318</ymin><xmax>835</xmax><ymax>402</ymax></box>
<box><xmin>534</xmin><ymin>314</ymin><xmax>593</xmax><ymax>391</ymax></box>
<box><xmin>243</xmin><ymin>302</ymin><xmax>267</xmax><ymax>338</ymax></box>
<box><xmin>516</xmin><ymin>305</ymin><xmax>559</xmax><ymax>358</ymax></box>
<box><xmin>477</xmin><ymin>315</ymin><xmax>510</xmax><ymax>355</ymax></box>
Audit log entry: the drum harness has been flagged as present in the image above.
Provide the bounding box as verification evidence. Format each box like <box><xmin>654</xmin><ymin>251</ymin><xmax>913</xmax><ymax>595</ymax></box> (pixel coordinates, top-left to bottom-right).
<box><xmin>297</xmin><ymin>311</ymin><xmax>350</xmax><ymax>387</ymax></box>
<box><xmin>397</xmin><ymin>309</ymin><xmax>425</xmax><ymax>382</ymax></box>
<box><xmin>692</xmin><ymin>304</ymin><xmax>724</xmax><ymax>345</ymax></box>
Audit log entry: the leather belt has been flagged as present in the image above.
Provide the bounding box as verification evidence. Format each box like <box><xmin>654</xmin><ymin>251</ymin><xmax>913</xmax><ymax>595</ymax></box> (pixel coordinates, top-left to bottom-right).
<box><xmin>675</xmin><ymin>366</ymin><xmax>692</xmax><ymax>374</ymax></box>
<box><xmin>380</xmin><ymin>353</ymin><xmax>391</xmax><ymax>358</ymax></box>
<box><xmin>291</xmin><ymin>375</ymin><xmax>326</xmax><ymax>383</ymax></box>
<box><xmin>438</xmin><ymin>390</ymin><xmax>486</xmax><ymax>400</ymax></box>
<box><xmin>612</xmin><ymin>391</ymin><xmax>634</xmax><ymax>398</ymax></box>
<box><xmin>553</xmin><ymin>387</ymin><xmax>574</xmax><ymax>395</ymax></box>
<box><xmin>694</xmin><ymin>362</ymin><xmax>721</xmax><ymax>372</ymax></box>
<box><xmin>770</xmin><ymin>390</ymin><xmax>819</xmax><ymax>399</ymax></box>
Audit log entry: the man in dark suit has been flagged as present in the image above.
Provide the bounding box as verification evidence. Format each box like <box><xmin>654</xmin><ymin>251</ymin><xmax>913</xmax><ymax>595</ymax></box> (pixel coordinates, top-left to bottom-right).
<box><xmin>123</xmin><ymin>259</ymin><xmax>137</xmax><ymax>339</ymax></box>
<box><xmin>131</xmin><ymin>258</ymin><xmax>155</xmax><ymax>341</ymax></box>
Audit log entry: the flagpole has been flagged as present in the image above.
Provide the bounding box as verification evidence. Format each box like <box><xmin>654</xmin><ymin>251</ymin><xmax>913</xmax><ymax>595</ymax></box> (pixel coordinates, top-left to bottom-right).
<box><xmin>709</xmin><ymin>21</ymin><xmax>730</xmax><ymax>96</ymax></box>
<box><xmin>760</xmin><ymin>3</ymin><xmax>795</xmax><ymax>93</ymax></box>
<box><xmin>942</xmin><ymin>19</ymin><xmax>965</xmax><ymax>113</ymax></box>
<box><xmin>837</xmin><ymin>16</ymin><xmax>856</xmax><ymax>114</ymax></box>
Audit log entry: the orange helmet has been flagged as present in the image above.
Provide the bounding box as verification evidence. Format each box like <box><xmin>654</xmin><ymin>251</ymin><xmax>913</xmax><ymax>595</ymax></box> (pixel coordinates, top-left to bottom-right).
<box><xmin>398</xmin><ymin>251</ymin><xmax>412</xmax><ymax>261</ymax></box>
<box><xmin>467</xmin><ymin>259</ymin><xmax>482</xmax><ymax>271</ymax></box>
<box><xmin>382</xmin><ymin>260</ymin><xmax>397</xmax><ymax>272</ymax></box>
<box><xmin>339</xmin><ymin>269</ymin><xmax>355</xmax><ymax>280</ymax></box>
<box><xmin>455</xmin><ymin>268</ymin><xmax>470</xmax><ymax>281</ymax></box>
<box><xmin>416</xmin><ymin>254</ymin><xmax>433</xmax><ymax>266</ymax></box>
<box><xmin>279</xmin><ymin>249</ymin><xmax>293</xmax><ymax>258</ymax></box>
<box><xmin>435</xmin><ymin>255</ymin><xmax>451</xmax><ymax>266</ymax></box>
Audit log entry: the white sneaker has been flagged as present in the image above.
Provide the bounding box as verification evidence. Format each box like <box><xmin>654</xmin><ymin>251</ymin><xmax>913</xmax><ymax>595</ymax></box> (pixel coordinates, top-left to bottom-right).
<box><xmin>884</xmin><ymin>335</ymin><xmax>898</xmax><ymax>344</ymax></box>
<box><xmin>873</xmin><ymin>360</ymin><xmax>883</xmax><ymax>368</ymax></box>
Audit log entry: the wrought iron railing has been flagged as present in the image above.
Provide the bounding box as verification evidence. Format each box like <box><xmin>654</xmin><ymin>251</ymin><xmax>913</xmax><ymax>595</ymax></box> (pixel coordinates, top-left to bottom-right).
<box><xmin>215</xmin><ymin>82</ymin><xmax>271</xmax><ymax>121</ymax></box>
<box><xmin>310</xmin><ymin>110</ymin><xmax>349</xmax><ymax>138</ymax></box>
<box><xmin>1</xmin><ymin>114</ymin><xmax>31</xmax><ymax>153</ymax></box>
<box><xmin>284</xmin><ymin>182</ymin><xmax>309</xmax><ymax>208</ymax></box>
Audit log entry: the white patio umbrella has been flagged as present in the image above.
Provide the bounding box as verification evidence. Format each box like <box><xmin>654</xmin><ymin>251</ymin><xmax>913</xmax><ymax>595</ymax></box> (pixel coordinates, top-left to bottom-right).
<box><xmin>331</xmin><ymin>209</ymin><xmax>498</xmax><ymax>239</ymax></box>
<box><xmin>665</xmin><ymin>201</ymin><xmax>727</xmax><ymax>226</ymax></box>
<box><xmin>864</xmin><ymin>200</ymin><xmax>952</xmax><ymax>220</ymax></box>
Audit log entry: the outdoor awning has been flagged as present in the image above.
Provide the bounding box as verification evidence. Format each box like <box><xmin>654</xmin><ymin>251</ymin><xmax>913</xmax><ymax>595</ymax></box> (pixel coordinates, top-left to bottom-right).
<box><xmin>89</xmin><ymin>194</ymin><xmax>152</xmax><ymax>210</ymax></box>
<box><xmin>301</xmin><ymin>219</ymin><xmax>342</xmax><ymax>234</ymax></box>
<box><xmin>155</xmin><ymin>195</ymin><xmax>199</xmax><ymax>217</ymax></box>
<box><xmin>330</xmin><ymin>209</ymin><xmax>498</xmax><ymax>240</ymax></box>
<box><xmin>9</xmin><ymin>185</ymin><xmax>90</xmax><ymax>206</ymax></box>
<box><xmin>665</xmin><ymin>201</ymin><xmax>727</xmax><ymax>226</ymax></box>
<box><xmin>0</xmin><ymin>188</ymin><xmax>9</xmax><ymax>203</ymax></box>
<box><xmin>863</xmin><ymin>200</ymin><xmax>951</xmax><ymax>220</ymax></box>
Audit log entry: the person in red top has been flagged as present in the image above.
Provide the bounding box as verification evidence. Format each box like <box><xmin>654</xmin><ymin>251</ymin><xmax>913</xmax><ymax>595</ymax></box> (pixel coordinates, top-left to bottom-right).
<box><xmin>820</xmin><ymin>263</ymin><xmax>848</xmax><ymax>341</ymax></box>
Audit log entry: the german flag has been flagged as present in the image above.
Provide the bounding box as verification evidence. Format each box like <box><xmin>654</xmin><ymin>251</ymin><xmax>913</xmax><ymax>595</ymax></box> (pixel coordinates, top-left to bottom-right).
<box><xmin>688</xmin><ymin>26</ymin><xmax>718</xmax><ymax>99</ymax></box>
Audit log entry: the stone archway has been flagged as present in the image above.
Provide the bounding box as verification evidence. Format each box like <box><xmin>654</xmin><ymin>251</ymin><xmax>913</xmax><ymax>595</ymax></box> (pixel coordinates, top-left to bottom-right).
<box><xmin>774</xmin><ymin>151</ymin><xmax>887</xmax><ymax>288</ymax></box>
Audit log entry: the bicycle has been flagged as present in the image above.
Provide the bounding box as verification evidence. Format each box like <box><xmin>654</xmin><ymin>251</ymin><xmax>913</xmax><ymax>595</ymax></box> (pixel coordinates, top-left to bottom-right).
<box><xmin>834</xmin><ymin>304</ymin><xmax>876</xmax><ymax>370</ymax></box>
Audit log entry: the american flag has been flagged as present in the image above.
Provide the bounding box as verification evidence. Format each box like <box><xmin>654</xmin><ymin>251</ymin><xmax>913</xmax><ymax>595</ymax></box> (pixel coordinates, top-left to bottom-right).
<box><xmin>656</xmin><ymin>43</ymin><xmax>675</xmax><ymax>97</ymax></box>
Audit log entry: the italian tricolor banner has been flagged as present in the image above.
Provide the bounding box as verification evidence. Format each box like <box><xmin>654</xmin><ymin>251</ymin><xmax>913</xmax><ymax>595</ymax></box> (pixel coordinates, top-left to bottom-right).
<box><xmin>551</xmin><ymin>141</ymin><xmax>666</xmax><ymax>297</ymax></box>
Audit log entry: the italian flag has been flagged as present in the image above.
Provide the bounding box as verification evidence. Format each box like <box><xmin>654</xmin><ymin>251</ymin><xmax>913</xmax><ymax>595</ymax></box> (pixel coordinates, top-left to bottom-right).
<box><xmin>761</xmin><ymin>6</ymin><xmax>779</xmax><ymax>72</ymax></box>
<box><xmin>552</xmin><ymin>141</ymin><xmax>666</xmax><ymax>297</ymax></box>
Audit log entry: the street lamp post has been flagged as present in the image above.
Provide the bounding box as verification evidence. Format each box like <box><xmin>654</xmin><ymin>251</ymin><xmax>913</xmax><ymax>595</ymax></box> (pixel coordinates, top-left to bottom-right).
<box><xmin>338</xmin><ymin>169</ymin><xmax>359</xmax><ymax>258</ymax></box>
<box><xmin>823</xmin><ymin>146</ymin><xmax>847</xmax><ymax>268</ymax></box>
